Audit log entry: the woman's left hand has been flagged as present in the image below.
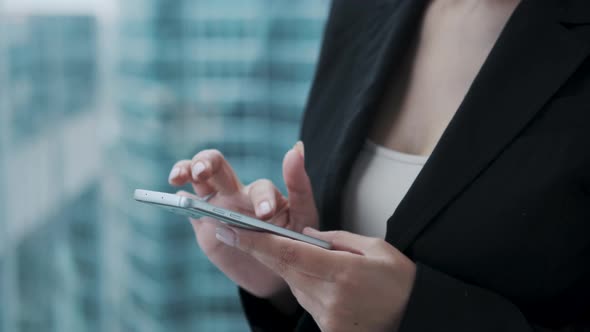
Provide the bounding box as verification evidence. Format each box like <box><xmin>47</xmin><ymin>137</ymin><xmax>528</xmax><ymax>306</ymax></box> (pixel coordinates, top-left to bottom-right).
<box><xmin>215</xmin><ymin>225</ymin><xmax>417</xmax><ymax>332</ymax></box>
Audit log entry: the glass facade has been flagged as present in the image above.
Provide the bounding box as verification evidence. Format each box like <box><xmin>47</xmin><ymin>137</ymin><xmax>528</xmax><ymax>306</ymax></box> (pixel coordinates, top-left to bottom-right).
<box><xmin>0</xmin><ymin>12</ymin><xmax>102</xmax><ymax>332</ymax></box>
<box><xmin>0</xmin><ymin>1</ymin><xmax>330</xmax><ymax>331</ymax></box>
<box><xmin>3</xmin><ymin>15</ymin><xmax>97</xmax><ymax>143</ymax></box>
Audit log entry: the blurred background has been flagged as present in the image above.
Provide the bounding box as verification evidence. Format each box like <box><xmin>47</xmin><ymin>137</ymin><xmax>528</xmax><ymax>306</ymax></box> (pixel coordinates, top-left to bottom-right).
<box><xmin>0</xmin><ymin>0</ymin><xmax>330</xmax><ymax>331</ymax></box>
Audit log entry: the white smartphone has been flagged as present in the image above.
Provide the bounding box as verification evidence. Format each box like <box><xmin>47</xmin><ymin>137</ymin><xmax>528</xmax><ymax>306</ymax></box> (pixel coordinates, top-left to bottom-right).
<box><xmin>133</xmin><ymin>189</ymin><xmax>331</xmax><ymax>249</ymax></box>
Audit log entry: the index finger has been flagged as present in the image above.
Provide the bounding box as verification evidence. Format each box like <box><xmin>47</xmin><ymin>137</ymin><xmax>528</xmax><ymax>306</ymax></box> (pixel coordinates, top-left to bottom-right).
<box><xmin>191</xmin><ymin>149</ymin><xmax>242</xmax><ymax>194</ymax></box>
<box><xmin>168</xmin><ymin>160</ymin><xmax>216</xmax><ymax>197</ymax></box>
<box><xmin>230</xmin><ymin>227</ymin><xmax>352</xmax><ymax>281</ymax></box>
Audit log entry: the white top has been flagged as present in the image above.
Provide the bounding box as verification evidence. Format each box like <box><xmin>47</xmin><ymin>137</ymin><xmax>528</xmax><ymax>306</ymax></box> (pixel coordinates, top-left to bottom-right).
<box><xmin>341</xmin><ymin>140</ymin><xmax>429</xmax><ymax>238</ymax></box>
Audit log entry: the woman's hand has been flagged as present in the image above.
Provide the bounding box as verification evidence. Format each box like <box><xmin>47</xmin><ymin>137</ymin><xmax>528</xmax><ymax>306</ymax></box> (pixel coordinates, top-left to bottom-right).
<box><xmin>215</xmin><ymin>226</ymin><xmax>417</xmax><ymax>332</ymax></box>
<box><xmin>168</xmin><ymin>142</ymin><xmax>319</xmax><ymax>310</ymax></box>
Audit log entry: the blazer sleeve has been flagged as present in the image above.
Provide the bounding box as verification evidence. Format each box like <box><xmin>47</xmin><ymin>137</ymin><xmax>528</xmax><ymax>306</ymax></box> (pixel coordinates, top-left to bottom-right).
<box><xmin>238</xmin><ymin>288</ymin><xmax>303</xmax><ymax>332</ymax></box>
<box><xmin>398</xmin><ymin>263</ymin><xmax>590</xmax><ymax>332</ymax></box>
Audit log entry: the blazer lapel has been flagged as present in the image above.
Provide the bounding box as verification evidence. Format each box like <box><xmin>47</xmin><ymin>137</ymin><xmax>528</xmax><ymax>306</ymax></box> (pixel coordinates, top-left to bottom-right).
<box><xmin>386</xmin><ymin>0</ymin><xmax>590</xmax><ymax>251</ymax></box>
<box><xmin>318</xmin><ymin>0</ymin><xmax>430</xmax><ymax>231</ymax></box>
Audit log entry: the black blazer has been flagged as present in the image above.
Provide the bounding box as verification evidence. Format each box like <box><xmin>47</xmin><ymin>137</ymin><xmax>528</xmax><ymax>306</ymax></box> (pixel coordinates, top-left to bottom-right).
<box><xmin>240</xmin><ymin>0</ymin><xmax>590</xmax><ymax>331</ymax></box>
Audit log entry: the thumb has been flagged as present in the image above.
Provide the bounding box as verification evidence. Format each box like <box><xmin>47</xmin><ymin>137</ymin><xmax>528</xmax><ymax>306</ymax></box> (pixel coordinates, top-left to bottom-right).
<box><xmin>303</xmin><ymin>227</ymin><xmax>386</xmax><ymax>256</ymax></box>
<box><xmin>283</xmin><ymin>141</ymin><xmax>318</xmax><ymax>229</ymax></box>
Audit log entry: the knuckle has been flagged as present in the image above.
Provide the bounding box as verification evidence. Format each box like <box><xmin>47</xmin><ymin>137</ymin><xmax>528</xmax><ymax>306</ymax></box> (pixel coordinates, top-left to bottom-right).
<box><xmin>204</xmin><ymin>149</ymin><xmax>224</xmax><ymax>163</ymax></box>
<box><xmin>250</xmin><ymin>178</ymin><xmax>272</xmax><ymax>189</ymax></box>
<box><xmin>331</xmin><ymin>230</ymin><xmax>348</xmax><ymax>242</ymax></box>
<box><xmin>251</xmin><ymin>178</ymin><xmax>274</xmax><ymax>191</ymax></box>
<box><xmin>192</xmin><ymin>150</ymin><xmax>207</xmax><ymax>162</ymax></box>
<box><xmin>248</xmin><ymin>179</ymin><xmax>276</xmax><ymax>198</ymax></box>
<box><xmin>193</xmin><ymin>149</ymin><xmax>223</xmax><ymax>164</ymax></box>
<box><xmin>257</xmin><ymin>178</ymin><xmax>274</xmax><ymax>187</ymax></box>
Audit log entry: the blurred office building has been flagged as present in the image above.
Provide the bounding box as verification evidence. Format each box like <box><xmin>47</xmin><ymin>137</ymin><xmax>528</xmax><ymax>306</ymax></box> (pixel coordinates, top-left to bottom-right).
<box><xmin>0</xmin><ymin>13</ymin><xmax>102</xmax><ymax>332</ymax></box>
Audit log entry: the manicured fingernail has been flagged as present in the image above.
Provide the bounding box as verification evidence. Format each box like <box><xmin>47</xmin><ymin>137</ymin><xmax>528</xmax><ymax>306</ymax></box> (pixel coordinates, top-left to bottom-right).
<box><xmin>168</xmin><ymin>167</ymin><xmax>180</xmax><ymax>182</ymax></box>
<box><xmin>258</xmin><ymin>201</ymin><xmax>271</xmax><ymax>215</ymax></box>
<box><xmin>294</xmin><ymin>141</ymin><xmax>304</xmax><ymax>159</ymax></box>
<box><xmin>192</xmin><ymin>162</ymin><xmax>206</xmax><ymax>178</ymax></box>
<box><xmin>215</xmin><ymin>227</ymin><xmax>236</xmax><ymax>247</ymax></box>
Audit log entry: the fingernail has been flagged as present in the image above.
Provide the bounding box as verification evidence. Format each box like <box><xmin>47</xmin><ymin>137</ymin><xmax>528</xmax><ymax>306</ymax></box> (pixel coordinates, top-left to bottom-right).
<box><xmin>168</xmin><ymin>167</ymin><xmax>180</xmax><ymax>182</ymax></box>
<box><xmin>192</xmin><ymin>162</ymin><xmax>206</xmax><ymax>178</ymax></box>
<box><xmin>303</xmin><ymin>226</ymin><xmax>320</xmax><ymax>235</ymax></box>
<box><xmin>215</xmin><ymin>227</ymin><xmax>236</xmax><ymax>247</ymax></box>
<box><xmin>258</xmin><ymin>201</ymin><xmax>271</xmax><ymax>215</ymax></box>
<box><xmin>294</xmin><ymin>141</ymin><xmax>304</xmax><ymax>159</ymax></box>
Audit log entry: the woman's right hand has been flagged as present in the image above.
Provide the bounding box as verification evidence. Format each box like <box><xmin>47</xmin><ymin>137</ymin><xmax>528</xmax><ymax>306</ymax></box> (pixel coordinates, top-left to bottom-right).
<box><xmin>168</xmin><ymin>142</ymin><xmax>320</xmax><ymax>310</ymax></box>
